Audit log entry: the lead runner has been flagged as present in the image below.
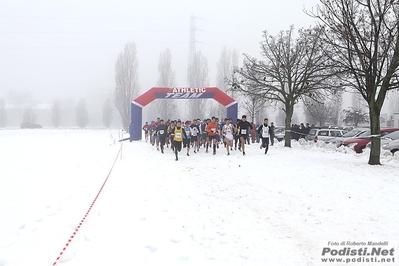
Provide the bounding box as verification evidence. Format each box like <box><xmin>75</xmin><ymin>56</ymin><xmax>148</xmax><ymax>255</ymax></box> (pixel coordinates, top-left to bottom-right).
<box><xmin>222</xmin><ymin>118</ymin><xmax>234</xmax><ymax>155</ymax></box>
<box><xmin>236</xmin><ymin>115</ymin><xmax>252</xmax><ymax>155</ymax></box>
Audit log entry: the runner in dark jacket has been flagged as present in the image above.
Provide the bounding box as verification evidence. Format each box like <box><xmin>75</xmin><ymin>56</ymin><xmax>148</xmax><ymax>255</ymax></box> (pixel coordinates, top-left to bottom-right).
<box><xmin>236</xmin><ymin>115</ymin><xmax>252</xmax><ymax>155</ymax></box>
<box><xmin>190</xmin><ymin>119</ymin><xmax>200</xmax><ymax>153</ymax></box>
<box><xmin>155</xmin><ymin>119</ymin><xmax>168</xmax><ymax>154</ymax></box>
<box><xmin>269</xmin><ymin>122</ymin><xmax>275</xmax><ymax>146</ymax></box>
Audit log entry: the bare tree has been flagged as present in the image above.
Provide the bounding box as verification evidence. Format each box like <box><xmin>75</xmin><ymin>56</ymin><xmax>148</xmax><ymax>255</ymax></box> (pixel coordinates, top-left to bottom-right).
<box><xmin>156</xmin><ymin>48</ymin><xmax>178</xmax><ymax>119</ymax></box>
<box><xmin>275</xmin><ymin>108</ymin><xmax>286</xmax><ymax>126</ymax></box>
<box><xmin>60</xmin><ymin>98</ymin><xmax>75</xmax><ymax>127</ymax></box>
<box><xmin>102</xmin><ymin>98</ymin><xmax>113</xmax><ymax>128</ymax></box>
<box><xmin>393</xmin><ymin>91</ymin><xmax>399</xmax><ymax>113</ymax></box>
<box><xmin>232</xmin><ymin>26</ymin><xmax>336</xmax><ymax>147</ymax></box>
<box><xmin>351</xmin><ymin>91</ymin><xmax>367</xmax><ymax>113</ymax></box>
<box><xmin>242</xmin><ymin>93</ymin><xmax>267</xmax><ymax>123</ymax></box>
<box><xmin>389</xmin><ymin>90</ymin><xmax>399</xmax><ymax>113</ymax></box>
<box><xmin>215</xmin><ymin>47</ymin><xmax>239</xmax><ymax>118</ymax></box>
<box><xmin>8</xmin><ymin>90</ymin><xmax>32</xmax><ymax>109</ymax></box>
<box><xmin>330</xmin><ymin>90</ymin><xmax>343</xmax><ymax>125</ymax></box>
<box><xmin>255</xmin><ymin>108</ymin><xmax>267</xmax><ymax>126</ymax></box>
<box><xmin>51</xmin><ymin>100</ymin><xmax>62</xmax><ymax>128</ymax></box>
<box><xmin>308</xmin><ymin>0</ymin><xmax>399</xmax><ymax>165</ymax></box>
<box><xmin>207</xmin><ymin>103</ymin><xmax>219</xmax><ymax>118</ymax></box>
<box><xmin>0</xmin><ymin>98</ymin><xmax>7</xmax><ymax>127</ymax></box>
<box><xmin>187</xmin><ymin>51</ymin><xmax>209</xmax><ymax>119</ymax></box>
<box><xmin>303</xmin><ymin>91</ymin><xmax>342</xmax><ymax>126</ymax></box>
<box><xmin>303</xmin><ymin>97</ymin><xmax>332</xmax><ymax>126</ymax></box>
<box><xmin>22</xmin><ymin>107</ymin><xmax>37</xmax><ymax>123</ymax></box>
<box><xmin>342</xmin><ymin>107</ymin><xmax>369</xmax><ymax>126</ymax></box>
<box><xmin>144</xmin><ymin>103</ymin><xmax>158</xmax><ymax>124</ymax></box>
<box><xmin>76</xmin><ymin>98</ymin><xmax>89</xmax><ymax>128</ymax></box>
<box><xmin>114</xmin><ymin>42</ymin><xmax>141</xmax><ymax>130</ymax></box>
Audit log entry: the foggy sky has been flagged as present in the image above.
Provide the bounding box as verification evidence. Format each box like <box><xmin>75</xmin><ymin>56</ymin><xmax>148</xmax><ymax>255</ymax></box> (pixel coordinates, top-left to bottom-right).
<box><xmin>0</xmin><ymin>0</ymin><xmax>320</xmax><ymax>104</ymax></box>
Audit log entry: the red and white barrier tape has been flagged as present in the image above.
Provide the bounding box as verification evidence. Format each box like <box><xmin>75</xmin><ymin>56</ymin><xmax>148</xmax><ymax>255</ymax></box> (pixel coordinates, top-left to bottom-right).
<box><xmin>52</xmin><ymin>145</ymin><xmax>122</xmax><ymax>265</ymax></box>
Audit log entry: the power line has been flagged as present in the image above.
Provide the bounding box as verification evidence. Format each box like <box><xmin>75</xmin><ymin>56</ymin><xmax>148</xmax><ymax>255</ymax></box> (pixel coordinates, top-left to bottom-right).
<box><xmin>197</xmin><ymin>41</ymin><xmax>259</xmax><ymax>55</ymax></box>
<box><xmin>0</xmin><ymin>15</ymin><xmax>189</xmax><ymax>20</ymax></box>
<box><xmin>200</xmin><ymin>17</ymin><xmax>264</xmax><ymax>31</ymax></box>
<box><xmin>200</xmin><ymin>30</ymin><xmax>260</xmax><ymax>42</ymax></box>
<box><xmin>0</xmin><ymin>14</ymin><xmax>262</xmax><ymax>52</ymax></box>
<box><xmin>0</xmin><ymin>42</ymin><xmax>189</xmax><ymax>50</ymax></box>
<box><xmin>0</xmin><ymin>29</ymin><xmax>188</xmax><ymax>34</ymax></box>
<box><xmin>0</xmin><ymin>15</ymin><xmax>263</xmax><ymax>32</ymax></box>
<box><xmin>0</xmin><ymin>29</ymin><xmax>258</xmax><ymax>42</ymax></box>
<box><xmin>0</xmin><ymin>45</ymin><xmax>123</xmax><ymax>50</ymax></box>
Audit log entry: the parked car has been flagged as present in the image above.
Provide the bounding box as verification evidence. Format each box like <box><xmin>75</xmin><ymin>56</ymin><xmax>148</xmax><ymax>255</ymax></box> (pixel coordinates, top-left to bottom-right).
<box><xmin>343</xmin><ymin>128</ymin><xmax>399</xmax><ymax>153</ymax></box>
<box><xmin>343</xmin><ymin>126</ymin><xmax>354</xmax><ymax>132</ymax></box>
<box><xmin>366</xmin><ymin>130</ymin><xmax>399</xmax><ymax>154</ymax></box>
<box><xmin>382</xmin><ymin>139</ymin><xmax>399</xmax><ymax>154</ymax></box>
<box><xmin>325</xmin><ymin>128</ymin><xmax>369</xmax><ymax>147</ymax></box>
<box><xmin>20</xmin><ymin>122</ymin><xmax>43</xmax><ymax>129</ymax></box>
<box><xmin>305</xmin><ymin>128</ymin><xmax>347</xmax><ymax>142</ymax></box>
<box><xmin>274</xmin><ymin>127</ymin><xmax>285</xmax><ymax>142</ymax></box>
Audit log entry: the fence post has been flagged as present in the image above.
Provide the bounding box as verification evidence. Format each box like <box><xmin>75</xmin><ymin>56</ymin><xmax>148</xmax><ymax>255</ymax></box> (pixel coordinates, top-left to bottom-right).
<box><xmin>120</xmin><ymin>129</ymin><xmax>123</xmax><ymax>160</ymax></box>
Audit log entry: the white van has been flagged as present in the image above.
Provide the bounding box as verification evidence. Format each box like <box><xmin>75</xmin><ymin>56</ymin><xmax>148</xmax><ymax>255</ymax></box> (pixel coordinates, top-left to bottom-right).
<box><xmin>305</xmin><ymin>128</ymin><xmax>346</xmax><ymax>142</ymax></box>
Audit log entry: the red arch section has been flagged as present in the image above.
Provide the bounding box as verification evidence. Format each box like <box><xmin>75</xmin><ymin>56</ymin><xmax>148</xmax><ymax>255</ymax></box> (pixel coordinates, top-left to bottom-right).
<box><xmin>133</xmin><ymin>87</ymin><xmax>236</xmax><ymax>107</ymax></box>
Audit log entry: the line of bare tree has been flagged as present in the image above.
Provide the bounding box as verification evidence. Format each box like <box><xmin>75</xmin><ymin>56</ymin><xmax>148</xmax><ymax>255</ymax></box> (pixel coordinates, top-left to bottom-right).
<box><xmin>111</xmin><ymin>1</ymin><xmax>398</xmax><ymax>165</ymax></box>
<box><xmin>156</xmin><ymin>48</ymin><xmax>178</xmax><ymax>119</ymax></box>
<box><xmin>231</xmin><ymin>25</ymin><xmax>338</xmax><ymax>148</ymax></box>
<box><xmin>114</xmin><ymin>42</ymin><xmax>140</xmax><ymax>130</ymax></box>
<box><xmin>229</xmin><ymin>0</ymin><xmax>399</xmax><ymax>165</ymax></box>
<box><xmin>0</xmin><ymin>99</ymin><xmax>7</xmax><ymax>127</ymax></box>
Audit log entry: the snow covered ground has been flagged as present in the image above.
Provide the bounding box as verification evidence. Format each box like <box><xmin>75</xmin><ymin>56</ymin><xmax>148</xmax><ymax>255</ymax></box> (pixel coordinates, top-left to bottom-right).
<box><xmin>0</xmin><ymin>129</ymin><xmax>398</xmax><ymax>266</ymax></box>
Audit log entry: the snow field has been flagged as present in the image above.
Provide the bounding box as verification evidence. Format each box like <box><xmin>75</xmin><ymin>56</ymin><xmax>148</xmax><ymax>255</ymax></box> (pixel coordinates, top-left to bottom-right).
<box><xmin>0</xmin><ymin>129</ymin><xmax>398</xmax><ymax>265</ymax></box>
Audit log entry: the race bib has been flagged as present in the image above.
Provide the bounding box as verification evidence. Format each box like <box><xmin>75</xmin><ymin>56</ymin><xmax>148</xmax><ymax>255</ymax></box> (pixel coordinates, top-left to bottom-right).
<box><xmin>175</xmin><ymin>133</ymin><xmax>181</xmax><ymax>138</ymax></box>
<box><xmin>241</xmin><ymin>129</ymin><xmax>247</xmax><ymax>134</ymax></box>
<box><xmin>224</xmin><ymin>126</ymin><xmax>232</xmax><ymax>134</ymax></box>
<box><xmin>185</xmin><ymin>130</ymin><xmax>190</xmax><ymax>135</ymax></box>
<box><xmin>211</xmin><ymin>127</ymin><xmax>216</xmax><ymax>133</ymax></box>
<box><xmin>159</xmin><ymin>130</ymin><xmax>164</xmax><ymax>134</ymax></box>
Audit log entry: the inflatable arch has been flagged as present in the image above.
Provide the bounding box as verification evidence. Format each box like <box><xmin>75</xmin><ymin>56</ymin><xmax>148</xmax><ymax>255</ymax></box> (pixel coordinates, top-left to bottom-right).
<box><xmin>130</xmin><ymin>87</ymin><xmax>238</xmax><ymax>140</ymax></box>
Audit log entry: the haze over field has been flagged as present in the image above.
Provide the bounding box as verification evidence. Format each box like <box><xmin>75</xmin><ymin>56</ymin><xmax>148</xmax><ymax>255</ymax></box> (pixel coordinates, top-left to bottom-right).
<box><xmin>0</xmin><ymin>0</ymin><xmax>319</xmax><ymax>101</ymax></box>
<box><xmin>1</xmin><ymin>0</ymin><xmax>398</xmax><ymax>129</ymax></box>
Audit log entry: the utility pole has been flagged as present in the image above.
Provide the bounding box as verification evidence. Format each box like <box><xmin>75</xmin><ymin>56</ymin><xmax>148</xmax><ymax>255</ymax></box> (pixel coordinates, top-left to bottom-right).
<box><xmin>187</xmin><ymin>13</ymin><xmax>197</xmax><ymax>87</ymax></box>
<box><xmin>186</xmin><ymin>14</ymin><xmax>197</xmax><ymax>116</ymax></box>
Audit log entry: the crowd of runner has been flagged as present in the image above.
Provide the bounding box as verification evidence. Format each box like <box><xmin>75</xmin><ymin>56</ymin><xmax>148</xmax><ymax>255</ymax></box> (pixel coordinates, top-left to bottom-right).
<box><xmin>141</xmin><ymin>115</ymin><xmax>275</xmax><ymax>161</ymax></box>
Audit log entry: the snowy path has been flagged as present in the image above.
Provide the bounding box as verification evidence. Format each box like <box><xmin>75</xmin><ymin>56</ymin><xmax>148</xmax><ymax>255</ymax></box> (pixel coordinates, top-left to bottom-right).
<box><xmin>0</xmin><ymin>129</ymin><xmax>398</xmax><ymax>265</ymax></box>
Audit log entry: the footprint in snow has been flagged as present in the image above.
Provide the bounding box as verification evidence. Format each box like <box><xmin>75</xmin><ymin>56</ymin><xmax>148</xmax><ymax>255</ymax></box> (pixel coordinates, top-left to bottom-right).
<box><xmin>145</xmin><ymin>246</ymin><xmax>157</xmax><ymax>253</ymax></box>
<box><xmin>170</xmin><ymin>238</ymin><xmax>180</xmax><ymax>243</ymax></box>
<box><xmin>179</xmin><ymin>256</ymin><xmax>188</xmax><ymax>262</ymax></box>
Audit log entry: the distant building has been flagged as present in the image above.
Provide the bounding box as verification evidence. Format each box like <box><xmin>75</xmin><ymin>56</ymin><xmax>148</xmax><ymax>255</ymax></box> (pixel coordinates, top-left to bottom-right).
<box><xmin>380</xmin><ymin>114</ymin><xmax>387</xmax><ymax>127</ymax></box>
<box><xmin>382</xmin><ymin>113</ymin><xmax>399</xmax><ymax>128</ymax></box>
<box><xmin>5</xmin><ymin>103</ymin><xmax>51</xmax><ymax>127</ymax></box>
<box><xmin>4</xmin><ymin>99</ymin><xmax>122</xmax><ymax>128</ymax></box>
<box><xmin>394</xmin><ymin>112</ymin><xmax>399</xmax><ymax>128</ymax></box>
